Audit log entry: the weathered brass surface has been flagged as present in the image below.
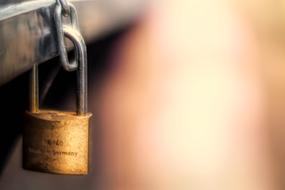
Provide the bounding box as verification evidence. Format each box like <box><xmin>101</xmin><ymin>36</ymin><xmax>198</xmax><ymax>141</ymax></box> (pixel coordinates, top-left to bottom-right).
<box><xmin>23</xmin><ymin>110</ymin><xmax>92</xmax><ymax>175</ymax></box>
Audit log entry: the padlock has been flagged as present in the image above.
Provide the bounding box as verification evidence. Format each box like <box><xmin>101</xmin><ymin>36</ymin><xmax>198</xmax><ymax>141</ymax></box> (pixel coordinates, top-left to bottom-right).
<box><xmin>23</xmin><ymin>109</ymin><xmax>91</xmax><ymax>175</ymax></box>
<box><xmin>23</xmin><ymin>15</ymin><xmax>91</xmax><ymax>174</ymax></box>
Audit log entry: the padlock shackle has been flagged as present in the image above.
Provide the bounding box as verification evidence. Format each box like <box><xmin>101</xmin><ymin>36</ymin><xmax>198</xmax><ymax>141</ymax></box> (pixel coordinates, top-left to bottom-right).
<box><xmin>64</xmin><ymin>25</ymin><xmax>88</xmax><ymax>115</ymax></box>
<box><xmin>30</xmin><ymin>26</ymin><xmax>88</xmax><ymax>115</ymax></box>
<box><xmin>54</xmin><ymin>2</ymin><xmax>80</xmax><ymax>72</ymax></box>
<box><xmin>30</xmin><ymin>64</ymin><xmax>39</xmax><ymax>113</ymax></box>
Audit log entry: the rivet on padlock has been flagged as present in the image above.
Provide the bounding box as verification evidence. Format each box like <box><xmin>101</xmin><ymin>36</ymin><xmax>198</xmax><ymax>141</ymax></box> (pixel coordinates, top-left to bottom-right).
<box><xmin>23</xmin><ymin>0</ymin><xmax>91</xmax><ymax>175</ymax></box>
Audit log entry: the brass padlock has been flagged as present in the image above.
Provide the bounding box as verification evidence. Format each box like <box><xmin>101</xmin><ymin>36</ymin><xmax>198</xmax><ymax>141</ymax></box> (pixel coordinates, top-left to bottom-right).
<box><xmin>23</xmin><ymin>110</ymin><xmax>91</xmax><ymax>175</ymax></box>
<box><xmin>23</xmin><ymin>12</ymin><xmax>91</xmax><ymax>174</ymax></box>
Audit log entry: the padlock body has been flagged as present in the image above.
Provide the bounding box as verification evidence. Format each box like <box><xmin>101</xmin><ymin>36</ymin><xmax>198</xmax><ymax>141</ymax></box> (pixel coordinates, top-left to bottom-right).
<box><xmin>23</xmin><ymin>110</ymin><xmax>92</xmax><ymax>175</ymax></box>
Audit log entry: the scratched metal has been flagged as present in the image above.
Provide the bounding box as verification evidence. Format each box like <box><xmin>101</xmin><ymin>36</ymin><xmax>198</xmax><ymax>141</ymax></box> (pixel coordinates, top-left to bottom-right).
<box><xmin>23</xmin><ymin>110</ymin><xmax>92</xmax><ymax>175</ymax></box>
<box><xmin>0</xmin><ymin>0</ymin><xmax>145</xmax><ymax>86</ymax></box>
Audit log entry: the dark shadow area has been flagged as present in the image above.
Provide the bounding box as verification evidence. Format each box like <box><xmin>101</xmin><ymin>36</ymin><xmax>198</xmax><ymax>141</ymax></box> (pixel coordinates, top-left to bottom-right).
<box><xmin>0</xmin><ymin>71</ymin><xmax>29</xmax><ymax>174</ymax></box>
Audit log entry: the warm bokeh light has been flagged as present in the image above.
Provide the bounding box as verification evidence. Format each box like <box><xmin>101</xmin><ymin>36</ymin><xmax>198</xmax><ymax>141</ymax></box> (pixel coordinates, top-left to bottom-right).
<box><xmin>88</xmin><ymin>0</ymin><xmax>285</xmax><ymax>189</ymax></box>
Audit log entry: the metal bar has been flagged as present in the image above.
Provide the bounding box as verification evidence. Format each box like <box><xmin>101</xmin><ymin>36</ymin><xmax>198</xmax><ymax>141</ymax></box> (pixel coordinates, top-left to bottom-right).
<box><xmin>0</xmin><ymin>0</ymin><xmax>55</xmax><ymax>21</ymax></box>
<box><xmin>30</xmin><ymin>64</ymin><xmax>39</xmax><ymax>113</ymax></box>
<box><xmin>0</xmin><ymin>0</ymin><xmax>145</xmax><ymax>86</ymax></box>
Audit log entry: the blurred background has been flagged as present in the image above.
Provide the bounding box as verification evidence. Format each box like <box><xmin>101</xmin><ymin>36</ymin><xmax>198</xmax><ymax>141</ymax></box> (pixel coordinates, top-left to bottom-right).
<box><xmin>2</xmin><ymin>0</ymin><xmax>285</xmax><ymax>189</ymax></box>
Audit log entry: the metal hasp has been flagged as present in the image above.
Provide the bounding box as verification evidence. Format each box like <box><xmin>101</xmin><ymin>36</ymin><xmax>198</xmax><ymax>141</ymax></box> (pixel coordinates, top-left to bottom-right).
<box><xmin>0</xmin><ymin>0</ymin><xmax>145</xmax><ymax>86</ymax></box>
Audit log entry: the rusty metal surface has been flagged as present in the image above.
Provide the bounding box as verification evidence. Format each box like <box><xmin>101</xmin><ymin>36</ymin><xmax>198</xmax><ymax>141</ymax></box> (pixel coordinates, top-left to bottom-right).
<box><xmin>23</xmin><ymin>110</ymin><xmax>92</xmax><ymax>175</ymax></box>
<box><xmin>0</xmin><ymin>0</ymin><xmax>145</xmax><ymax>86</ymax></box>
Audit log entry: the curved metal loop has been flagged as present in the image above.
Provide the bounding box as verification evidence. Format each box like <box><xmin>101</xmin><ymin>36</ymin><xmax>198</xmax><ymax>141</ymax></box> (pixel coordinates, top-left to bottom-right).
<box><xmin>63</xmin><ymin>25</ymin><xmax>88</xmax><ymax>115</ymax></box>
<box><xmin>58</xmin><ymin>0</ymin><xmax>70</xmax><ymax>16</ymax></box>
<box><xmin>54</xmin><ymin>2</ymin><xmax>80</xmax><ymax>72</ymax></box>
<box><xmin>68</xmin><ymin>3</ymin><xmax>80</xmax><ymax>29</ymax></box>
<box><xmin>30</xmin><ymin>26</ymin><xmax>87</xmax><ymax>115</ymax></box>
